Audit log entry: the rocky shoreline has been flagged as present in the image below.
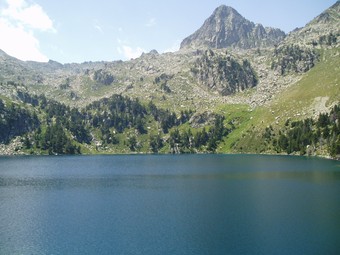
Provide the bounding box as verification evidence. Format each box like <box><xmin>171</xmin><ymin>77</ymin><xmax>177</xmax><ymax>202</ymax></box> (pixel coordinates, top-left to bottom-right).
<box><xmin>0</xmin><ymin>137</ymin><xmax>26</xmax><ymax>156</ymax></box>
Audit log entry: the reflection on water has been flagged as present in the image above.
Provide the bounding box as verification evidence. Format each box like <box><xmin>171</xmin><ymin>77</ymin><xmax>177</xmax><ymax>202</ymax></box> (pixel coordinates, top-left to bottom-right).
<box><xmin>1</xmin><ymin>169</ymin><xmax>339</xmax><ymax>190</ymax></box>
<box><xmin>0</xmin><ymin>155</ymin><xmax>339</xmax><ymax>255</ymax></box>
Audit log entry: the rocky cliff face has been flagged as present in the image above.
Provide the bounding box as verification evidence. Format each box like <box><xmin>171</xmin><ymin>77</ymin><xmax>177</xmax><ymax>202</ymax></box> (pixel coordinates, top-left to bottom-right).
<box><xmin>271</xmin><ymin>44</ymin><xmax>319</xmax><ymax>75</ymax></box>
<box><xmin>191</xmin><ymin>49</ymin><xmax>258</xmax><ymax>95</ymax></box>
<box><xmin>180</xmin><ymin>5</ymin><xmax>285</xmax><ymax>50</ymax></box>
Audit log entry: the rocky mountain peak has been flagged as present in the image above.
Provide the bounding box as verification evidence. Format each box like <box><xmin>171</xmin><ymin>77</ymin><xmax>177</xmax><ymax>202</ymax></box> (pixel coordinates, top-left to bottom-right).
<box><xmin>212</xmin><ymin>5</ymin><xmax>243</xmax><ymax>20</ymax></box>
<box><xmin>180</xmin><ymin>5</ymin><xmax>285</xmax><ymax>50</ymax></box>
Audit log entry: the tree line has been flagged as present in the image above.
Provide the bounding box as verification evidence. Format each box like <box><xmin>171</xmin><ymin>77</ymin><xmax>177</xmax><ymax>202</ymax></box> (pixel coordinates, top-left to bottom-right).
<box><xmin>165</xmin><ymin>115</ymin><xmax>231</xmax><ymax>153</ymax></box>
<box><xmin>264</xmin><ymin>104</ymin><xmax>340</xmax><ymax>158</ymax></box>
<box><xmin>1</xmin><ymin>89</ymin><xmax>198</xmax><ymax>154</ymax></box>
<box><xmin>0</xmin><ymin>98</ymin><xmax>39</xmax><ymax>144</ymax></box>
<box><xmin>2</xmin><ymin>86</ymin><xmax>338</xmax><ymax>158</ymax></box>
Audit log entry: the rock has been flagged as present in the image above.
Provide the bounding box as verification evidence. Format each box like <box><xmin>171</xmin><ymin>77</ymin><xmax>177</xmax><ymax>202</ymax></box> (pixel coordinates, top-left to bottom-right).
<box><xmin>180</xmin><ymin>5</ymin><xmax>285</xmax><ymax>50</ymax></box>
<box><xmin>189</xmin><ymin>111</ymin><xmax>218</xmax><ymax>128</ymax></box>
<box><xmin>191</xmin><ymin>50</ymin><xmax>258</xmax><ymax>95</ymax></box>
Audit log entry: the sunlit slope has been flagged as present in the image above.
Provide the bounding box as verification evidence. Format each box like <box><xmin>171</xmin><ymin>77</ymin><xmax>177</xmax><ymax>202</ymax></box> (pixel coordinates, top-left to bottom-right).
<box><xmin>218</xmin><ymin>47</ymin><xmax>340</xmax><ymax>153</ymax></box>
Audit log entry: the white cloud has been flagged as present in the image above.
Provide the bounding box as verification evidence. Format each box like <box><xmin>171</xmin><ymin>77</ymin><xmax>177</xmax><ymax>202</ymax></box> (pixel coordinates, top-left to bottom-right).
<box><xmin>117</xmin><ymin>45</ymin><xmax>145</xmax><ymax>60</ymax></box>
<box><xmin>0</xmin><ymin>0</ymin><xmax>55</xmax><ymax>62</ymax></box>
<box><xmin>93</xmin><ymin>19</ymin><xmax>103</xmax><ymax>33</ymax></box>
<box><xmin>163</xmin><ymin>40</ymin><xmax>180</xmax><ymax>53</ymax></box>
<box><xmin>116</xmin><ymin>38</ymin><xmax>145</xmax><ymax>60</ymax></box>
<box><xmin>145</xmin><ymin>17</ymin><xmax>156</xmax><ymax>27</ymax></box>
<box><xmin>2</xmin><ymin>0</ymin><xmax>55</xmax><ymax>32</ymax></box>
<box><xmin>0</xmin><ymin>18</ymin><xmax>48</xmax><ymax>62</ymax></box>
<box><xmin>94</xmin><ymin>25</ymin><xmax>103</xmax><ymax>33</ymax></box>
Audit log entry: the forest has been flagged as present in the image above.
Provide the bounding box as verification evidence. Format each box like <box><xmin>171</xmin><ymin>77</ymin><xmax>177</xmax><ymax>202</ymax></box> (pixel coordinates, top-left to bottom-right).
<box><xmin>1</xmin><ymin>85</ymin><xmax>236</xmax><ymax>155</ymax></box>
<box><xmin>1</xmin><ymin>84</ymin><xmax>339</xmax><ymax>158</ymax></box>
<box><xmin>263</xmin><ymin>104</ymin><xmax>340</xmax><ymax>158</ymax></box>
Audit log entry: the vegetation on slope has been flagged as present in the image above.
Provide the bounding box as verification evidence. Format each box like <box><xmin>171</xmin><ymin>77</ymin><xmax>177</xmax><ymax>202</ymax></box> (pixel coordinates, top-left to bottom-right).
<box><xmin>227</xmin><ymin>48</ymin><xmax>340</xmax><ymax>159</ymax></box>
<box><xmin>271</xmin><ymin>44</ymin><xmax>319</xmax><ymax>75</ymax></box>
<box><xmin>1</xmin><ymin>82</ymin><xmax>338</xmax><ymax>159</ymax></box>
<box><xmin>0</xmin><ymin>98</ymin><xmax>39</xmax><ymax>143</ymax></box>
<box><xmin>0</xmin><ymin>82</ymin><xmax>260</xmax><ymax>155</ymax></box>
<box><xmin>263</xmin><ymin>105</ymin><xmax>340</xmax><ymax>157</ymax></box>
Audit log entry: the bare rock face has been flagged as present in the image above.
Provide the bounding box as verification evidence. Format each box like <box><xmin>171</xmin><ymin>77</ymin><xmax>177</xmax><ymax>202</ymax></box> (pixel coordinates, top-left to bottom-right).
<box><xmin>191</xmin><ymin>49</ymin><xmax>258</xmax><ymax>95</ymax></box>
<box><xmin>271</xmin><ymin>44</ymin><xmax>319</xmax><ymax>75</ymax></box>
<box><xmin>180</xmin><ymin>5</ymin><xmax>285</xmax><ymax>50</ymax></box>
<box><xmin>189</xmin><ymin>111</ymin><xmax>218</xmax><ymax>128</ymax></box>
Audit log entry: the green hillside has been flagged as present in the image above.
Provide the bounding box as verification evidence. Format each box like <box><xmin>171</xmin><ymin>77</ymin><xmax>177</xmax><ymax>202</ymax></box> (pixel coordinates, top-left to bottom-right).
<box><xmin>222</xmin><ymin>48</ymin><xmax>340</xmax><ymax>157</ymax></box>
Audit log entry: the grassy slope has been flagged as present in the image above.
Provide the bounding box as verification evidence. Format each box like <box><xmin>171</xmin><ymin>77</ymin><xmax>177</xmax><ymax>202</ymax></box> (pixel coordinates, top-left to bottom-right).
<box><xmin>217</xmin><ymin>47</ymin><xmax>340</xmax><ymax>154</ymax></box>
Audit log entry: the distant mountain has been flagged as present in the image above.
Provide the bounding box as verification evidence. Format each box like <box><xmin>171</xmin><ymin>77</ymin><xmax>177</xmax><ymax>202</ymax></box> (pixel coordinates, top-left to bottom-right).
<box><xmin>180</xmin><ymin>5</ymin><xmax>286</xmax><ymax>50</ymax></box>
<box><xmin>284</xmin><ymin>1</ymin><xmax>340</xmax><ymax>46</ymax></box>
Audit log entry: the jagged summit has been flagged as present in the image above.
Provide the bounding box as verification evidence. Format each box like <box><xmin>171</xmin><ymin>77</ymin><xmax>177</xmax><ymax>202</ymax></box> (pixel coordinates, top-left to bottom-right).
<box><xmin>180</xmin><ymin>5</ymin><xmax>285</xmax><ymax>50</ymax></box>
<box><xmin>212</xmin><ymin>5</ymin><xmax>243</xmax><ymax>21</ymax></box>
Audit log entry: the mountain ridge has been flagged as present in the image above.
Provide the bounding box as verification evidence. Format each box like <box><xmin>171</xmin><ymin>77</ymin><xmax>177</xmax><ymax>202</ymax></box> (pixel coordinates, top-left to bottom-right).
<box><xmin>284</xmin><ymin>1</ymin><xmax>339</xmax><ymax>46</ymax></box>
<box><xmin>180</xmin><ymin>5</ymin><xmax>286</xmax><ymax>50</ymax></box>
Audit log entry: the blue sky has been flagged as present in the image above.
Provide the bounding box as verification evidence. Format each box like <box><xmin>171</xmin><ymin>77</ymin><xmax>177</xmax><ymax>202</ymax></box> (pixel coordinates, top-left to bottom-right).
<box><xmin>0</xmin><ymin>0</ymin><xmax>336</xmax><ymax>63</ymax></box>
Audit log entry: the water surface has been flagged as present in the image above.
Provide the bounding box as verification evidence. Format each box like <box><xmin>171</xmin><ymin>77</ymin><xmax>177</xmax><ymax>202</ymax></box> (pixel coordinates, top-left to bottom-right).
<box><xmin>0</xmin><ymin>155</ymin><xmax>339</xmax><ymax>254</ymax></box>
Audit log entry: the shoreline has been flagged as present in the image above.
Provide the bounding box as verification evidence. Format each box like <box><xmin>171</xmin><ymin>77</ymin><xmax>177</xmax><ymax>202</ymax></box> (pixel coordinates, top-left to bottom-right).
<box><xmin>0</xmin><ymin>149</ymin><xmax>338</xmax><ymax>162</ymax></box>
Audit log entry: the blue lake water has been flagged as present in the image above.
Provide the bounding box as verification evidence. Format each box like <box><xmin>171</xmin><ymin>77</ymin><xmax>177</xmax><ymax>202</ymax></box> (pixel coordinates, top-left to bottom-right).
<box><xmin>0</xmin><ymin>154</ymin><xmax>339</xmax><ymax>254</ymax></box>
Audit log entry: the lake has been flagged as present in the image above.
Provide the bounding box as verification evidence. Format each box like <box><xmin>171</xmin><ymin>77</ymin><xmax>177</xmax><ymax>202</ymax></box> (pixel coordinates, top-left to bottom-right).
<box><xmin>0</xmin><ymin>154</ymin><xmax>339</xmax><ymax>254</ymax></box>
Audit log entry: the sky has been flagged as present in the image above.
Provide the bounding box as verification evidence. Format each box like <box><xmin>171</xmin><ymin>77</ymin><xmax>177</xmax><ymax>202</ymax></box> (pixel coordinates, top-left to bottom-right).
<box><xmin>0</xmin><ymin>0</ymin><xmax>337</xmax><ymax>63</ymax></box>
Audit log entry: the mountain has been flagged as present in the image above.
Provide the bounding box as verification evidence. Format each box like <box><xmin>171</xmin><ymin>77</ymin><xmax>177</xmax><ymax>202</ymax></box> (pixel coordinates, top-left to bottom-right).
<box><xmin>284</xmin><ymin>1</ymin><xmax>340</xmax><ymax>46</ymax></box>
<box><xmin>0</xmin><ymin>3</ymin><xmax>339</xmax><ymax>158</ymax></box>
<box><xmin>180</xmin><ymin>5</ymin><xmax>286</xmax><ymax>50</ymax></box>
